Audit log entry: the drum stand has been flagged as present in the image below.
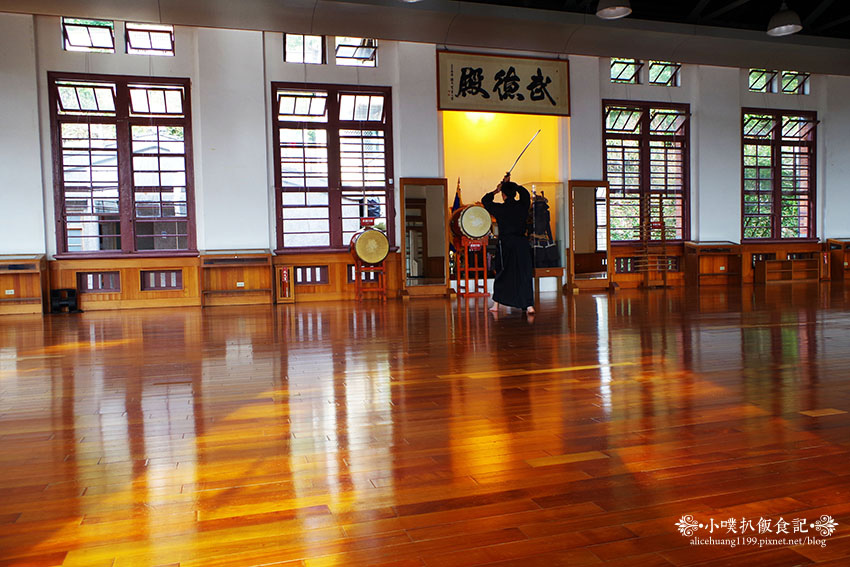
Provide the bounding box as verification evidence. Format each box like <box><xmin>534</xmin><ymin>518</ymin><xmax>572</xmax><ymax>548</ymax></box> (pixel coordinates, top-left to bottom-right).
<box><xmin>454</xmin><ymin>235</ymin><xmax>490</xmax><ymax>298</ymax></box>
<box><xmin>353</xmin><ymin>257</ymin><xmax>387</xmax><ymax>302</ymax></box>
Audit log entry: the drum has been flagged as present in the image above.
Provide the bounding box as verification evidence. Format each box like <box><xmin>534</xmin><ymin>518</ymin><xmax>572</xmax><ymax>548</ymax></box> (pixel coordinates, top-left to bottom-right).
<box><xmin>350</xmin><ymin>228</ymin><xmax>389</xmax><ymax>264</ymax></box>
<box><xmin>450</xmin><ymin>204</ymin><xmax>492</xmax><ymax>240</ymax></box>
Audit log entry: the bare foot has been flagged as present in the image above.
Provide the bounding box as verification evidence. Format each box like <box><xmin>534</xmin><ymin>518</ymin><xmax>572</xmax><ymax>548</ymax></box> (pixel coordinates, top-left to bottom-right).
<box><xmin>489</xmin><ymin>302</ymin><xmax>500</xmax><ymax>312</ymax></box>
<box><xmin>527</xmin><ymin>306</ymin><xmax>535</xmax><ymax>315</ymax></box>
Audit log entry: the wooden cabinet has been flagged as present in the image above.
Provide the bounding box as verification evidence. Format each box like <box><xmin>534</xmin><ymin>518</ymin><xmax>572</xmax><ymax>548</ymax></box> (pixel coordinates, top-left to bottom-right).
<box><xmin>754</xmin><ymin>258</ymin><xmax>819</xmax><ymax>284</ymax></box>
<box><xmin>684</xmin><ymin>241</ymin><xmax>742</xmax><ymax>286</ymax></box>
<box><xmin>200</xmin><ymin>250</ymin><xmax>273</xmax><ymax>306</ymax></box>
<box><xmin>0</xmin><ymin>255</ymin><xmax>48</xmax><ymax>315</ymax></box>
<box><xmin>828</xmin><ymin>238</ymin><xmax>850</xmax><ymax>281</ymax></box>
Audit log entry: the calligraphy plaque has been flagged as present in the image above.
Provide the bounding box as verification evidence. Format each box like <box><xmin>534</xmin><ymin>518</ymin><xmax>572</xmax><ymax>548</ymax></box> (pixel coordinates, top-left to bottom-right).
<box><xmin>437</xmin><ymin>51</ymin><xmax>569</xmax><ymax>116</ymax></box>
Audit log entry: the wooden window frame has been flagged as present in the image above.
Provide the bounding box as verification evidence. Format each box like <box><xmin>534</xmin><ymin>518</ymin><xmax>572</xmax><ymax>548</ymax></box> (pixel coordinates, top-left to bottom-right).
<box><xmin>741</xmin><ymin>108</ymin><xmax>817</xmax><ymax>242</ymax></box>
<box><xmin>49</xmin><ymin>72</ymin><xmax>197</xmax><ymax>258</ymax></box>
<box><xmin>602</xmin><ymin>100</ymin><xmax>691</xmax><ymax>244</ymax></box>
<box><xmin>271</xmin><ymin>82</ymin><xmax>395</xmax><ymax>254</ymax></box>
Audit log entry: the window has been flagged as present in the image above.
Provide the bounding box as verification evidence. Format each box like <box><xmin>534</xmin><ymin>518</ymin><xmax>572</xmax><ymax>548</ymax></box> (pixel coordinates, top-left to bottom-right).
<box><xmin>781</xmin><ymin>71</ymin><xmax>810</xmax><ymax>95</ymax></box>
<box><xmin>748</xmin><ymin>69</ymin><xmax>778</xmax><ymax>92</ymax></box>
<box><xmin>284</xmin><ymin>34</ymin><xmax>325</xmax><ymax>64</ymax></box>
<box><xmin>648</xmin><ymin>61</ymin><xmax>681</xmax><ymax>87</ymax></box>
<box><xmin>742</xmin><ymin>110</ymin><xmax>816</xmax><ymax>240</ymax></box>
<box><xmin>604</xmin><ymin>101</ymin><xmax>690</xmax><ymax>242</ymax></box>
<box><xmin>49</xmin><ymin>72</ymin><xmax>195</xmax><ymax>255</ymax></box>
<box><xmin>126</xmin><ymin>23</ymin><xmax>175</xmax><ymax>56</ymax></box>
<box><xmin>295</xmin><ymin>266</ymin><xmax>330</xmax><ymax>284</ymax></box>
<box><xmin>272</xmin><ymin>83</ymin><xmax>394</xmax><ymax>251</ymax></box>
<box><xmin>62</xmin><ymin>18</ymin><xmax>115</xmax><ymax>53</ymax></box>
<box><xmin>78</xmin><ymin>271</ymin><xmax>120</xmax><ymax>292</ymax></box>
<box><xmin>140</xmin><ymin>270</ymin><xmax>183</xmax><ymax>290</ymax></box>
<box><xmin>610</xmin><ymin>58</ymin><xmax>642</xmax><ymax>84</ymax></box>
<box><xmin>335</xmin><ymin>37</ymin><xmax>377</xmax><ymax>67</ymax></box>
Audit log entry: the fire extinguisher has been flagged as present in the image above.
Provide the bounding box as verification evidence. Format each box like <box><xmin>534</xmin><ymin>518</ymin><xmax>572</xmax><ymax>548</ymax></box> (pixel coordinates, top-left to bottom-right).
<box><xmin>281</xmin><ymin>267</ymin><xmax>290</xmax><ymax>298</ymax></box>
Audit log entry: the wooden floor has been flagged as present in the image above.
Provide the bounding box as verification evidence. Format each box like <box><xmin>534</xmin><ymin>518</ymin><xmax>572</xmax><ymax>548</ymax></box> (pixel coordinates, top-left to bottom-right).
<box><xmin>2</xmin><ymin>284</ymin><xmax>850</xmax><ymax>566</ymax></box>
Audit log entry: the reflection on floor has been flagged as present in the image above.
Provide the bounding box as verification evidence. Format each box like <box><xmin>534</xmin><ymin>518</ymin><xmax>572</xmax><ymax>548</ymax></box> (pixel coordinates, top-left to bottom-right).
<box><xmin>1</xmin><ymin>283</ymin><xmax>849</xmax><ymax>566</ymax></box>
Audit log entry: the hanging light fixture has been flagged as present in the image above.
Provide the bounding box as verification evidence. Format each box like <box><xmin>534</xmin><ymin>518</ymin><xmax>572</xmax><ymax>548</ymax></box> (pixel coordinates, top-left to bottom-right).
<box><xmin>596</xmin><ymin>0</ymin><xmax>632</xmax><ymax>20</ymax></box>
<box><xmin>767</xmin><ymin>2</ymin><xmax>802</xmax><ymax>37</ymax></box>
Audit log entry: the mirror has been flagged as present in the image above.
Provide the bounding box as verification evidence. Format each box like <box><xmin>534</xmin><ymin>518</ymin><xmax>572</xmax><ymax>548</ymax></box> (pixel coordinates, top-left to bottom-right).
<box><xmin>567</xmin><ymin>180</ymin><xmax>611</xmax><ymax>291</ymax></box>
<box><xmin>400</xmin><ymin>178</ymin><xmax>450</xmax><ymax>296</ymax></box>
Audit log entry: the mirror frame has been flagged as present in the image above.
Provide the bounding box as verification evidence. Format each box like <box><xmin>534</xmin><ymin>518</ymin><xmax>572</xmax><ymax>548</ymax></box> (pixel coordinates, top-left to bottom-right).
<box><xmin>567</xmin><ymin>180</ymin><xmax>612</xmax><ymax>291</ymax></box>
<box><xmin>399</xmin><ymin>177</ymin><xmax>450</xmax><ymax>297</ymax></box>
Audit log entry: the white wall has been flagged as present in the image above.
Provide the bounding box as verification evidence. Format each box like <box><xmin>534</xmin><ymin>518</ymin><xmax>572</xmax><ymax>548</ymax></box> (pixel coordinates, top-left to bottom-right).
<box><xmin>823</xmin><ymin>75</ymin><xmax>850</xmax><ymax>239</ymax></box>
<box><xmin>196</xmin><ymin>28</ymin><xmax>268</xmax><ymax>250</ymax></box>
<box><xmin>5</xmin><ymin>11</ymin><xmax>850</xmax><ymax>260</ymax></box>
<box><xmin>568</xmin><ymin>56</ymin><xmax>602</xmax><ymax>180</ymax></box>
<box><xmin>692</xmin><ymin>66</ymin><xmax>740</xmax><ymax>241</ymax></box>
<box><xmin>0</xmin><ymin>13</ymin><xmax>45</xmax><ymax>254</ymax></box>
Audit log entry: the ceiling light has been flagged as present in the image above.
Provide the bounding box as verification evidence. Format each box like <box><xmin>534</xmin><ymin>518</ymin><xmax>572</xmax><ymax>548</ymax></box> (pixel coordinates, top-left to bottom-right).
<box><xmin>767</xmin><ymin>2</ymin><xmax>802</xmax><ymax>37</ymax></box>
<box><xmin>596</xmin><ymin>0</ymin><xmax>632</xmax><ymax>20</ymax></box>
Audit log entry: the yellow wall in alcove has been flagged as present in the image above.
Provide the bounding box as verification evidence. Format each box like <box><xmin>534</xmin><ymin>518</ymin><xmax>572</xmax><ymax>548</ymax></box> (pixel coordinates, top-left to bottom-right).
<box><xmin>442</xmin><ymin>111</ymin><xmax>561</xmax><ymax>204</ymax></box>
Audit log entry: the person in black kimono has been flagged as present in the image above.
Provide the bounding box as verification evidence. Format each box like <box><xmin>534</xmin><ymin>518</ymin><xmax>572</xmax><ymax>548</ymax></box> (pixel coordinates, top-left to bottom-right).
<box><xmin>482</xmin><ymin>174</ymin><xmax>535</xmax><ymax>314</ymax></box>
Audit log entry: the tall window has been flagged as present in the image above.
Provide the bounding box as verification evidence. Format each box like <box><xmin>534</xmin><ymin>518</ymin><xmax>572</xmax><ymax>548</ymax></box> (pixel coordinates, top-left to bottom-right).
<box><xmin>603</xmin><ymin>101</ymin><xmax>689</xmax><ymax>242</ymax></box>
<box><xmin>742</xmin><ymin>109</ymin><xmax>816</xmax><ymax>240</ymax></box>
<box><xmin>49</xmin><ymin>72</ymin><xmax>195</xmax><ymax>255</ymax></box>
<box><xmin>272</xmin><ymin>83</ymin><xmax>393</xmax><ymax>251</ymax></box>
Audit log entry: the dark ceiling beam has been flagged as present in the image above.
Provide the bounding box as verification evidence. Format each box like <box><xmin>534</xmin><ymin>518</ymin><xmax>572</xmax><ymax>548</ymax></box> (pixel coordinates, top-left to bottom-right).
<box><xmin>687</xmin><ymin>0</ymin><xmax>713</xmax><ymax>23</ymax></box>
<box><xmin>704</xmin><ymin>0</ymin><xmax>754</xmax><ymax>22</ymax></box>
<box><xmin>814</xmin><ymin>12</ymin><xmax>850</xmax><ymax>32</ymax></box>
<box><xmin>803</xmin><ymin>0</ymin><xmax>835</xmax><ymax>27</ymax></box>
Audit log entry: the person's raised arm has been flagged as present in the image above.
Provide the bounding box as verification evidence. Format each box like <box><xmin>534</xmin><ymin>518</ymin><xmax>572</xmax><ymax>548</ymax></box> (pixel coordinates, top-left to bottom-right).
<box><xmin>517</xmin><ymin>183</ymin><xmax>530</xmax><ymax>209</ymax></box>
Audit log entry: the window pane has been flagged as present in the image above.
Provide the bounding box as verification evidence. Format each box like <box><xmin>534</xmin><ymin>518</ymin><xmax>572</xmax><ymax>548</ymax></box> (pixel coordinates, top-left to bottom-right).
<box><xmin>63</xmin><ymin>18</ymin><xmax>115</xmax><ymax>53</ymax></box>
<box><xmin>126</xmin><ymin>23</ymin><xmax>175</xmax><ymax>56</ymax></box>
<box><xmin>335</xmin><ymin>37</ymin><xmax>377</xmax><ymax>67</ymax></box>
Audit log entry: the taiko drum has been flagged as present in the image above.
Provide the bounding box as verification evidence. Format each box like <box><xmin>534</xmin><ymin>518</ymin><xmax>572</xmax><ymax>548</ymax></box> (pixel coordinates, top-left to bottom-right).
<box><xmin>349</xmin><ymin>228</ymin><xmax>390</xmax><ymax>264</ymax></box>
<box><xmin>450</xmin><ymin>204</ymin><xmax>492</xmax><ymax>240</ymax></box>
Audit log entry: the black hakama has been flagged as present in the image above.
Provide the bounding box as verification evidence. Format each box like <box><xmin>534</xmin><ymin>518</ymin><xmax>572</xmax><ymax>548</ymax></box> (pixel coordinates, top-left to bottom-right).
<box><xmin>482</xmin><ymin>185</ymin><xmax>534</xmax><ymax>310</ymax></box>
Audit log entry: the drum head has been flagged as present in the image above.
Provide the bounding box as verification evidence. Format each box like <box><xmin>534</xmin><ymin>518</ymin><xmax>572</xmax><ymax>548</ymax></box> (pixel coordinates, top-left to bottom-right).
<box><xmin>352</xmin><ymin>229</ymin><xmax>389</xmax><ymax>264</ymax></box>
<box><xmin>459</xmin><ymin>205</ymin><xmax>492</xmax><ymax>239</ymax></box>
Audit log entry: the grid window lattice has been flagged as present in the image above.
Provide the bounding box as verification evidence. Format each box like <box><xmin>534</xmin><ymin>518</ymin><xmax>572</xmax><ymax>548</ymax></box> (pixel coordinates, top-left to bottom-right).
<box><xmin>274</xmin><ymin>84</ymin><xmax>392</xmax><ymax>250</ymax></box>
<box><xmin>51</xmin><ymin>73</ymin><xmax>194</xmax><ymax>254</ymax></box>
<box><xmin>604</xmin><ymin>103</ymin><xmax>689</xmax><ymax>242</ymax></box>
<box><xmin>742</xmin><ymin>111</ymin><xmax>816</xmax><ymax>240</ymax></box>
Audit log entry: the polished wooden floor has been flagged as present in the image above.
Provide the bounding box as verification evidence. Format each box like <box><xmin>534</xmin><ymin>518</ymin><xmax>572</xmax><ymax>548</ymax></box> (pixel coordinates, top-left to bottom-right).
<box><xmin>2</xmin><ymin>284</ymin><xmax>850</xmax><ymax>566</ymax></box>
